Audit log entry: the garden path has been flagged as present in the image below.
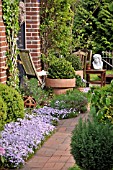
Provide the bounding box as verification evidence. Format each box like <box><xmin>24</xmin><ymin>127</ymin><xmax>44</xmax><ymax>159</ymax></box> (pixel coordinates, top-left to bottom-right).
<box><xmin>20</xmin><ymin>112</ymin><xmax>89</xmax><ymax>170</ymax></box>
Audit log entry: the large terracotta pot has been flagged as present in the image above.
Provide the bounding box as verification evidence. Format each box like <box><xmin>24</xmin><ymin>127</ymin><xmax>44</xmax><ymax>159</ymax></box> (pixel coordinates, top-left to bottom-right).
<box><xmin>45</xmin><ymin>78</ymin><xmax>76</xmax><ymax>95</ymax></box>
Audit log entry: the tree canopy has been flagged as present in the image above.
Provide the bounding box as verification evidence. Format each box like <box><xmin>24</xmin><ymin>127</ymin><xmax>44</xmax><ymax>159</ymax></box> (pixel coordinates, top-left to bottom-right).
<box><xmin>73</xmin><ymin>0</ymin><xmax>113</xmax><ymax>53</ymax></box>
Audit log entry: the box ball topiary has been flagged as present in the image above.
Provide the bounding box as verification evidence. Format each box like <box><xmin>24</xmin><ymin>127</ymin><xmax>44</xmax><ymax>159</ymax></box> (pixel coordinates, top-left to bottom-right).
<box><xmin>71</xmin><ymin>119</ymin><xmax>113</xmax><ymax>170</ymax></box>
<box><xmin>0</xmin><ymin>83</ymin><xmax>24</xmax><ymax>123</ymax></box>
<box><xmin>0</xmin><ymin>96</ymin><xmax>7</xmax><ymax>130</ymax></box>
<box><xmin>47</xmin><ymin>57</ymin><xmax>75</xmax><ymax>79</ymax></box>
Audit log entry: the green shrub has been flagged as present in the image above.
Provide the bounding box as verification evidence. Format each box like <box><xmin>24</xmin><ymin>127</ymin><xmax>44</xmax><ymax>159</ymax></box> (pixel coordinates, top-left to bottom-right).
<box><xmin>65</xmin><ymin>54</ymin><xmax>82</xmax><ymax>71</ymax></box>
<box><xmin>75</xmin><ymin>75</ymin><xmax>85</xmax><ymax>87</ymax></box>
<box><xmin>90</xmin><ymin>80</ymin><xmax>113</xmax><ymax>123</ymax></box>
<box><xmin>20</xmin><ymin>77</ymin><xmax>51</xmax><ymax>107</ymax></box>
<box><xmin>47</xmin><ymin>57</ymin><xmax>75</xmax><ymax>79</ymax></box>
<box><xmin>50</xmin><ymin>89</ymin><xmax>88</xmax><ymax>116</ymax></box>
<box><xmin>0</xmin><ymin>83</ymin><xmax>24</xmax><ymax>123</ymax></box>
<box><xmin>71</xmin><ymin>119</ymin><xmax>113</xmax><ymax>170</ymax></box>
<box><xmin>0</xmin><ymin>96</ymin><xmax>7</xmax><ymax>130</ymax></box>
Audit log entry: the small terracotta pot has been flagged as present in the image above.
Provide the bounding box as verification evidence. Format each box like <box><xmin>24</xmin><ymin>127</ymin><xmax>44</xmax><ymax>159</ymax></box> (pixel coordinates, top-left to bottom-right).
<box><xmin>75</xmin><ymin>70</ymin><xmax>83</xmax><ymax>79</ymax></box>
<box><xmin>86</xmin><ymin>65</ymin><xmax>91</xmax><ymax>70</ymax></box>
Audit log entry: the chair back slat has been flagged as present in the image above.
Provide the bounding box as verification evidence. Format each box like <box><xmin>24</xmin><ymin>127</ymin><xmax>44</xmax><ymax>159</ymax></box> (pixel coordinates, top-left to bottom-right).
<box><xmin>19</xmin><ymin>49</ymin><xmax>36</xmax><ymax>76</ymax></box>
<box><xmin>19</xmin><ymin>49</ymin><xmax>43</xmax><ymax>85</ymax></box>
<box><xmin>72</xmin><ymin>50</ymin><xmax>89</xmax><ymax>79</ymax></box>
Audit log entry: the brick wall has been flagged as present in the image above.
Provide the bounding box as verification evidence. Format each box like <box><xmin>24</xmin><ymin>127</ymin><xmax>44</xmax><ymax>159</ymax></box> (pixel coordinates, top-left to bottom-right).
<box><xmin>0</xmin><ymin>0</ymin><xmax>7</xmax><ymax>84</ymax></box>
<box><xmin>26</xmin><ymin>0</ymin><xmax>41</xmax><ymax>72</ymax></box>
<box><xmin>0</xmin><ymin>0</ymin><xmax>41</xmax><ymax>84</ymax></box>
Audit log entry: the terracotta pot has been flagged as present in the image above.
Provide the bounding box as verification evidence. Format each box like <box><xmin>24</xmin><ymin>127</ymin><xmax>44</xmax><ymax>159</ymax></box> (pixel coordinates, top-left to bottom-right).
<box><xmin>23</xmin><ymin>96</ymin><xmax>36</xmax><ymax>108</ymax></box>
<box><xmin>75</xmin><ymin>70</ymin><xmax>83</xmax><ymax>79</ymax></box>
<box><xmin>45</xmin><ymin>78</ymin><xmax>76</xmax><ymax>95</ymax></box>
<box><xmin>86</xmin><ymin>65</ymin><xmax>91</xmax><ymax>70</ymax></box>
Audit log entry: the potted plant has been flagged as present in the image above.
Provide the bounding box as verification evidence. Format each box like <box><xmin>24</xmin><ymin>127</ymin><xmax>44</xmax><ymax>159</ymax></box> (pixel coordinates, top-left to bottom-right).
<box><xmin>75</xmin><ymin>75</ymin><xmax>90</xmax><ymax>93</ymax></box>
<box><xmin>45</xmin><ymin>56</ymin><xmax>76</xmax><ymax>95</ymax></box>
<box><xmin>75</xmin><ymin>75</ymin><xmax>86</xmax><ymax>92</ymax></box>
<box><xmin>86</xmin><ymin>61</ymin><xmax>91</xmax><ymax>70</ymax></box>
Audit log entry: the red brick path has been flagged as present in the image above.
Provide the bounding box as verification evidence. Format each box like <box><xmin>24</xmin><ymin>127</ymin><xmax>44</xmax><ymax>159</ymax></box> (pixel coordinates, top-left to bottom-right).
<box><xmin>20</xmin><ymin>113</ymin><xmax>88</xmax><ymax>170</ymax></box>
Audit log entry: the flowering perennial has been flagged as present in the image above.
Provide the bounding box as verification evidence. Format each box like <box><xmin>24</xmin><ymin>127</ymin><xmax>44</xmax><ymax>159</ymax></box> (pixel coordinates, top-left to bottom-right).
<box><xmin>35</xmin><ymin>106</ymin><xmax>76</xmax><ymax>119</ymax></box>
<box><xmin>0</xmin><ymin>109</ymin><xmax>58</xmax><ymax>168</ymax></box>
<box><xmin>0</xmin><ymin>106</ymin><xmax>78</xmax><ymax>168</ymax></box>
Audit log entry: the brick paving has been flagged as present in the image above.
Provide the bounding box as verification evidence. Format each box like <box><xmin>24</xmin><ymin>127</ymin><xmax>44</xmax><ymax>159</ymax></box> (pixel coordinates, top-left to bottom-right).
<box><xmin>20</xmin><ymin>113</ymin><xmax>88</xmax><ymax>170</ymax></box>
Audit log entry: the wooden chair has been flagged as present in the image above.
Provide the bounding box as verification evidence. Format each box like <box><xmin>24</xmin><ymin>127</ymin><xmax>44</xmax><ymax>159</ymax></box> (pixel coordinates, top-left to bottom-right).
<box><xmin>73</xmin><ymin>50</ymin><xmax>90</xmax><ymax>79</ymax></box>
<box><xmin>18</xmin><ymin>49</ymin><xmax>47</xmax><ymax>87</ymax></box>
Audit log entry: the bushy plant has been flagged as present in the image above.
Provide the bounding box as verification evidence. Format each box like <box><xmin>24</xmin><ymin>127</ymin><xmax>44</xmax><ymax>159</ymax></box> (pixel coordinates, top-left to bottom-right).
<box><xmin>71</xmin><ymin>119</ymin><xmax>113</xmax><ymax>170</ymax></box>
<box><xmin>50</xmin><ymin>89</ymin><xmax>88</xmax><ymax>117</ymax></box>
<box><xmin>65</xmin><ymin>54</ymin><xmax>82</xmax><ymax>71</ymax></box>
<box><xmin>75</xmin><ymin>75</ymin><xmax>85</xmax><ymax>87</ymax></box>
<box><xmin>0</xmin><ymin>96</ymin><xmax>7</xmax><ymax>130</ymax></box>
<box><xmin>0</xmin><ymin>83</ymin><xmax>24</xmax><ymax>123</ymax></box>
<box><xmin>20</xmin><ymin>77</ymin><xmax>52</xmax><ymax>107</ymax></box>
<box><xmin>20</xmin><ymin>76</ymin><xmax>33</xmax><ymax>96</ymax></box>
<box><xmin>90</xmin><ymin>80</ymin><xmax>113</xmax><ymax>123</ymax></box>
<box><xmin>47</xmin><ymin>57</ymin><xmax>75</xmax><ymax>79</ymax></box>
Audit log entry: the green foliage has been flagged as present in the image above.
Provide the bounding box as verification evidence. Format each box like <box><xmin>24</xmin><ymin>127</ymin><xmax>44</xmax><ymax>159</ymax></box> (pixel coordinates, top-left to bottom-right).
<box><xmin>47</xmin><ymin>57</ymin><xmax>75</xmax><ymax>79</ymax></box>
<box><xmin>90</xmin><ymin>80</ymin><xmax>113</xmax><ymax>123</ymax></box>
<box><xmin>50</xmin><ymin>89</ymin><xmax>88</xmax><ymax>116</ymax></box>
<box><xmin>71</xmin><ymin>118</ymin><xmax>113</xmax><ymax>170</ymax></box>
<box><xmin>65</xmin><ymin>54</ymin><xmax>82</xmax><ymax>71</ymax></box>
<box><xmin>20</xmin><ymin>77</ymin><xmax>52</xmax><ymax>108</ymax></box>
<box><xmin>40</xmin><ymin>0</ymin><xmax>75</xmax><ymax>58</ymax></box>
<box><xmin>2</xmin><ymin>0</ymin><xmax>20</xmax><ymax>89</ymax></box>
<box><xmin>73</xmin><ymin>0</ymin><xmax>113</xmax><ymax>53</ymax></box>
<box><xmin>68</xmin><ymin>165</ymin><xmax>81</xmax><ymax>170</ymax></box>
<box><xmin>75</xmin><ymin>75</ymin><xmax>85</xmax><ymax>88</ymax></box>
<box><xmin>0</xmin><ymin>83</ymin><xmax>24</xmax><ymax>124</ymax></box>
<box><xmin>0</xmin><ymin>96</ymin><xmax>7</xmax><ymax>130</ymax></box>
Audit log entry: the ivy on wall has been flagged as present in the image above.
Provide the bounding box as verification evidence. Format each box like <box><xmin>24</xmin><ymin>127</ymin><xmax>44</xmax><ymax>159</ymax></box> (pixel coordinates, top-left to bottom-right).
<box><xmin>40</xmin><ymin>0</ymin><xmax>76</xmax><ymax>58</ymax></box>
<box><xmin>2</xmin><ymin>0</ymin><xmax>20</xmax><ymax>89</ymax></box>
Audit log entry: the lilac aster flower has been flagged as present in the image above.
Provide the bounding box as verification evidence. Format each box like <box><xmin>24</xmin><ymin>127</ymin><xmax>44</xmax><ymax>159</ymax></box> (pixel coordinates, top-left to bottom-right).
<box><xmin>0</xmin><ymin>104</ymin><xmax>78</xmax><ymax>168</ymax></box>
<box><xmin>0</xmin><ymin>108</ymin><xmax>57</xmax><ymax>168</ymax></box>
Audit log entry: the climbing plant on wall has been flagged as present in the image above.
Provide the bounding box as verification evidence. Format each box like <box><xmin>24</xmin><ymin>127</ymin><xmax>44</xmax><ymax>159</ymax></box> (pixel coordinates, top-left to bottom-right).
<box><xmin>2</xmin><ymin>0</ymin><xmax>20</xmax><ymax>89</ymax></box>
<box><xmin>40</xmin><ymin>0</ymin><xmax>76</xmax><ymax>59</ymax></box>
<box><xmin>73</xmin><ymin>0</ymin><xmax>113</xmax><ymax>53</ymax></box>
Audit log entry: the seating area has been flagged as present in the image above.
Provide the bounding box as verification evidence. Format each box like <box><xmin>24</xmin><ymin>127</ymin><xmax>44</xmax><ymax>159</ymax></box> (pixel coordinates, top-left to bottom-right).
<box><xmin>73</xmin><ymin>50</ymin><xmax>104</xmax><ymax>87</ymax></box>
<box><xmin>18</xmin><ymin>49</ymin><xmax>113</xmax><ymax>88</ymax></box>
